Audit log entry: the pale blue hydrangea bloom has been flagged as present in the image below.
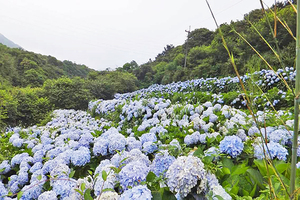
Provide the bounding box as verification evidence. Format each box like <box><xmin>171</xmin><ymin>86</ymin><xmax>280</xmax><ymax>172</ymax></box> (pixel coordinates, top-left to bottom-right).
<box><xmin>20</xmin><ymin>181</ymin><xmax>43</xmax><ymax>200</ymax></box>
<box><xmin>38</xmin><ymin>191</ymin><xmax>58</xmax><ymax>200</ymax></box>
<box><xmin>268</xmin><ymin>129</ymin><xmax>292</xmax><ymax>145</ymax></box>
<box><xmin>94</xmin><ymin>164</ymin><xmax>118</xmax><ymax>196</ymax></box>
<box><xmin>150</xmin><ymin>150</ymin><xmax>175</xmax><ymax>177</ymax></box>
<box><xmin>108</xmin><ymin>134</ymin><xmax>126</xmax><ymax>154</ymax></box>
<box><xmin>93</xmin><ymin>138</ymin><xmax>109</xmax><ymax>156</ymax></box>
<box><xmin>51</xmin><ymin>178</ymin><xmax>77</xmax><ymax>199</ymax></box>
<box><xmin>119</xmin><ymin>161</ymin><xmax>150</xmax><ymax>190</ymax></box>
<box><xmin>166</xmin><ymin>156</ymin><xmax>207</xmax><ymax>198</ymax></box>
<box><xmin>209</xmin><ymin>114</ymin><xmax>218</xmax><ymax>123</ymax></box>
<box><xmin>254</xmin><ymin>141</ymin><xmax>288</xmax><ymax>161</ymax></box>
<box><xmin>296</xmin><ymin>162</ymin><xmax>300</xmax><ymax>169</ymax></box>
<box><xmin>78</xmin><ymin>133</ymin><xmax>94</xmax><ymax>147</ymax></box>
<box><xmin>219</xmin><ymin>136</ymin><xmax>244</xmax><ymax>158</ymax></box>
<box><xmin>126</xmin><ymin>137</ymin><xmax>142</xmax><ymax>151</ymax></box>
<box><xmin>206</xmin><ymin>173</ymin><xmax>232</xmax><ymax>200</ymax></box>
<box><xmin>11</xmin><ymin>153</ymin><xmax>30</xmax><ymax>167</ymax></box>
<box><xmin>97</xmin><ymin>191</ymin><xmax>120</xmax><ymax>200</ymax></box>
<box><xmin>184</xmin><ymin>131</ymin><xmax>201</xmax><ymax>145</ymax></box>
<box><xmin>142</xmin><ymin>142</ymin><xmax>158</xmax><ymax>155</ymax></box>
<box><xmin>0</xmin><ymin>160</ymin><xmax>11</xmax><ymax>174</ymax></box>
<box><xmin>236</xmin><ymin>129</ymin><xmax>247</xmax><ymax>141</ymax></box>
<box><xmin>119</xmin><ymin>185</ymin><xmax>152</xmax><ymax>200</ymax></box>
<box><xmin>205</xmin><ymin>147</ymin><xmax>220</xmax><ymax>158</ymax></box>
<box><xmin>50</xmin><ymin>164</ymin><xmax>70</xmax><ymax>181</ymax></box>
<box><xmin>12</xmin><ymin>138</ymin><xmax>24</xmax><ymax>148</ymax></box>
<box><xmin>31</xmin><ymin>169</ymin><xmax>47</xmax><ymax>184</ymax></box>
<box><xmin>139</xmin><ymin>132</ymin><xmax>157</xmax><ymax>144</ymax></box>
<box><xmin>71</xmin><ymin>146</ymin><xmax>90</xmax><ymax>166</ymax></box>
<box><xmin>17</xmin><ymin>172</ymin><xmax>29</xmax><ymax>186</ymax></box>
<box><xmin>169</xmin><ymin>139</ymin><xmax>181</xmax><ymax>151</ymax></box>
<box><xmin>0</xmin><ymin>182</ymin><xmax>8</xmax><ymax>199</ymax></box>
<box><xmin>111</xmin><ymin>149</ymin><xmax>151</xmax><ymax>168</ymax></box>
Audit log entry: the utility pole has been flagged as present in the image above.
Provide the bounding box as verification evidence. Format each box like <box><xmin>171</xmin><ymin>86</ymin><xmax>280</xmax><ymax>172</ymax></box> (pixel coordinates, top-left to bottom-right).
<box><xmin>184</xmin><ymin>26</ymin><xmax>191</xmax><ymax>68</ymax></box>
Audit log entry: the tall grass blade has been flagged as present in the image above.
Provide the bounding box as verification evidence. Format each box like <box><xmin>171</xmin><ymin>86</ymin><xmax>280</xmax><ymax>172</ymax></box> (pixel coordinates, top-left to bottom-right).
<box><xmin>291</xmin><ymin>1</ymin><xmax>300</xmax><ymax>196</ymax></box>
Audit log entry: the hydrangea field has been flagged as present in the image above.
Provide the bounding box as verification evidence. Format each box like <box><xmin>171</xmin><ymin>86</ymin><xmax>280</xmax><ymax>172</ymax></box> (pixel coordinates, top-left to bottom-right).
<box><xmin>0</xmin><ymin>68</ymin><xmax>299</xmax><ymax>199</ymax></box>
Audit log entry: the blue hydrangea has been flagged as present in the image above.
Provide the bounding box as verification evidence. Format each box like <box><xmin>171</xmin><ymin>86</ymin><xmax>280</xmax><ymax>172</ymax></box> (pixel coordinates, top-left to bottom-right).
<box><xmin>31</xmin><ymin>169</ymin><xmax>47</xmax><ymax>184</ymax></box>
<box><xmin>46</xmin><ymin>147</ymin><xmax>65</xmax><ymax>159</ymax></box>
<box><xmin>139</xmin><ymin>132</ymin><xmax>157</xmax><ymax>144</ymax></box>
<box><xmin>0</xmin><ymin>182</ymin><xmax>8</xmax><ymax>199</ymax></box>
<box><xmin>38</xmin><ymin>191</ymin><xmax>58</xmax><ymax>200</ymax></box>
<box><xmin>51</xmin><ymin>178</ymin><xmax>77</xmax><ymax>199</ymax></box>
<box><xmin>166</xmin><ymin>156</ymin><xmax>207</xmax><ymax>198</ymax></box>
<box><xmin>20</xmin><ymin>181</ymin><xmax>43</xmax><ymax>200</ymax></box>
<box><xmin>209</xmin><ymin>114</ymin><xmax>218</xmax><ymax>123</ymax></box>
<box><xmin>110</xmin><ymin>149</ymin><xmax>150</xmax><ymax>168</ymax></box>
<box><xmin>219</xmin><ymin>135</ymin><xmax>244</xmax><ymax>158</ymax></box>
<box><xmin>94</xmin><ymin>164</ymin><xmax>118</xmax><ymax>196</ymax></box>
<box><xmin>206</xmin><ymin>173</ymin><xmax>232</xmax><ymax>200</ymax></box>
<box><xmin>142</xmin><ymin>142</ymin><xmax>158</xmax><ymax>155</ymax></box>
<box><xmin>119</xmin><ymin>161</ymin><xmax>150</xmax><ymax>190</ymax></box>
<box><xmin>184</xmin><ymin>131</ymin><xmax>201</xmax><ymax>145</ymax></box>
<box><xmin>50</xmin><ymin>164</ymin><xmax>70</xmax><ymax>180</ymax></box>
<box><xmin>12</xmin><ymin>138</ymin><xmax>24</xmax><ymax>148</ymax></box>
<box><xmin>150</xmin><ymin>150</ymin><xmax>175</xmax><ymax>177</ymax></box>
<box><xmin>18</xmin><ymin>172</ymin><xmax>29</xmax><ymax>186</ymax></box>
<box><xmin>11</xmin><ymin>153</ymin><xmax>30</xmax><ymax>167</ymax></box>
<box><xmin>108</xmin><ymin>134</ymin><xmax>126</xmax><ymax>154</ymax></box>
<box><xmin>10</xmin><ymin>181</ymin><xmax>20</xmax><ymax>194</ymax></box>
<box><xmin>296</xmin><ymin>162</ymin><xmax>300</xmax><ymax>169</ymax></box>
<box><xmin>205</xmin><ymin>147</ymin><xmax>220</xmax><ymax>158</ymax></box>
<box><xmin>93</xmin><ymin>138</ymin><xmax>109</xmax><ymax>156</ymax></box>
<box><xmin>78</xmin><ymin>133</ymin><xmax>94</xmax><ymax>147</ymax></box>
<box><xmin>254</xmin><ymin>141</ymin><xmax>288</xmax><ymax>161</ymax></box>
<box><xmin>0</xmin><ymin>160</ymin><xmax>11</xmax><ymax>174</ymax></box>
<box><xmin>71</xmin><ymin>146</ymin><xmax>91</xmax><ymax>166</ymax></box>
<box><xmin>120</xmin><ymin>185</ymin><xmax>152</xmax><ymax>200</ymax></box>
<box><xmin>33</xmin><ymin>150</ymin><xmax>46</xmax><ymax>163</ymax></box>
<box><xmin>126</xmin><ymin>137</ymin><xmax>142</xmax><ymax>151</ymax></box>
<box><xmin>268</xmin><ymin>129</ymin><xmax>292</xmax><ymax>145</ymax></box>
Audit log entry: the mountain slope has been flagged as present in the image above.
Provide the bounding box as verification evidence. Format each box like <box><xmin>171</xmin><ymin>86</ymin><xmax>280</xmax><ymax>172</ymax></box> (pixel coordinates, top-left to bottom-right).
<box><xmin>0</xmin><ymin>43</ymin><xmax>94</xmax><ymax>87</ymax></box>
<box><xmin>0</xmin><ymin>33</ymin><xmax>22</xmax><ymax>49</ymax></box>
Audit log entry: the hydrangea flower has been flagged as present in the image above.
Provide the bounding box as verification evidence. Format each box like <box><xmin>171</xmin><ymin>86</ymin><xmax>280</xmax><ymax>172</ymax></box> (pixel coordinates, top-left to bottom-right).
<box><xmin>142</xmin><ymin>142</ymin><xmax>158</xmax><ymax>155</ymax></box>
<box><xmin>0</xmin><ymin>160</ymin><xmax>11</xmax><ymax>174</ymax></box>
<box><xmin>184</xmin><ymin>131</ymin><xmax>201</xmax><ymax>145</ymax></box>
<box><xmin>71</xmin><ymin>146</ymin><xmax>91</xmax><ymax>167</ymax></box>
<box><xmin>206</xmin><ymin>173</ymin><xmax>232</xmax><ymax>200</ymax></box>
<box><xmin>119</xmin><ymin>161</ymin><xmax>150</xmax><ymax>190</ymax></box>
<box><xmin>150</xmin><ymin>150</ymin><xmax>175</xmax><ymax>177</ymax></box>
<box><xmin>20</xmin><ymin>181</ymin><xmax>43</xmax><ymax>200</ymax></box>
<box><xmin>38</xmin><ymin>191</ymin><xmax>58</xmax><ymax>200</ymax></box>
<box><xmin>219</xmin><ymin>136</ymin><xmax>244</xmax><ymax>158</ymax></box>
<box><xmin>94</xmin><ymin>163</ymin><xmax>118</xmax><ymax>196</ymax></box>
<box><xmin>139</xmin><ymin>132</ymin><xmax>157</xmax><ymax>144</ymax></box>
<box><xmin>166</xmin><ymin>156</ymin><xmax>207</xmax><ymax>198</ymax></box>
<box><xmin>98</xmin><ymin>191</ymin><xmax>120</xmax><ymax>200</ymax></box>
<box><xmin>51</xmin><ymin>178</ymin><xmax>77</xmax><ymax>199</ymax></box>
<box><xmin>254</xmin><ymin>141</ymin><xmax>288</xmax><ymax>161</ymax></box>
<box><xmin>119</xmin><ymin>185</ymin><xmax>152</xmax><ymax>200</ymax></box>
<box><xmin>126</xmin><ymin>137</ymin><xmax>142</xmax><ymax>151</ymax></box>
<box><xmin>93</xmin><ymin>138</ymin><xmax>109</xmax><ymax>156</ymax></box>
<box><xmin>0</xmin><ymin>182</ymin><xmax>8</xmax><ymax>199</ymax></box>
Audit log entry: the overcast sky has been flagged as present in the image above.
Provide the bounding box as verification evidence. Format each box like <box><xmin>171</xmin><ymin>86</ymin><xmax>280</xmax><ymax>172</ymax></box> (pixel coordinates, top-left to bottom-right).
<box><xmin>0</xmin><ymin>0</ymin><xmax>282</xmax><ymax>71</ymax></box>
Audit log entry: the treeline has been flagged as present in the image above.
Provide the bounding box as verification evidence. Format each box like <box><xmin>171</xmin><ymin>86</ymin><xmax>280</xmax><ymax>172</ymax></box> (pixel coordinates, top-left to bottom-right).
<box><xmin>0</xmin><ymin>71</ymin><xmax>138</xmax><ymax>129</ymax></box>
<box><xmin>117</xmin><ymin>1</ymin><xmax>296</xmax><ymax>88</ymax></box>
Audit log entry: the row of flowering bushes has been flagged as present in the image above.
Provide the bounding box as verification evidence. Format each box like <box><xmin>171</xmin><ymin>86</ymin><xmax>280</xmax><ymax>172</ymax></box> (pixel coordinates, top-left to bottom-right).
<box><xmin>0</xmin><ymin>68</ymin><xmax>299</xmax><ymax>199</ymax></box>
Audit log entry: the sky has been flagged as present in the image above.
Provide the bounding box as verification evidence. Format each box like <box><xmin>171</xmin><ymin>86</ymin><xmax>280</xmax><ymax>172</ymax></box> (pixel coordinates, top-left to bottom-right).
<box><xmin>0</xmin><ymin>0</ymin><xmax>283</xmax><ymax>71</ymax></box>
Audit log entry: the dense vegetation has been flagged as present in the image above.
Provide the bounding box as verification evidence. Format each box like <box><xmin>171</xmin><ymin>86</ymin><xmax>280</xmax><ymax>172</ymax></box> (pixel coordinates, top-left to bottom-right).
<box><xmin>0</xmin><ymin>1</ymin><xmax>296</xmax><ymax>130</ymax></box>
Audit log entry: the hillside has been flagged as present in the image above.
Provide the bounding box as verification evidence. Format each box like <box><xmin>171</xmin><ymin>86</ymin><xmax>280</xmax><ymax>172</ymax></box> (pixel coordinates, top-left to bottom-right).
<box><xmin>116</xmin><ymin>2</ymin><xmax>296</xmax><ymax>88</ymax></box>
<box><xmin>0</xmin><ymin>33</ymin><xmax>22</xmax><ymax>49</ymax></box>
<box><xmin>0</xmin><ymin>43</ymin><xmax>94</xmax><ymax>87</ymax></box>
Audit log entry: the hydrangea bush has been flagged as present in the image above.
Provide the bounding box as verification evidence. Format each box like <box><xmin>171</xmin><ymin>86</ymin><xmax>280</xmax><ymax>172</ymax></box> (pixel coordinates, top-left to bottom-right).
<box><xmin>0</xmin><ymin>68</ymin><xmax>297</xmax><ymax>199</ymax></box>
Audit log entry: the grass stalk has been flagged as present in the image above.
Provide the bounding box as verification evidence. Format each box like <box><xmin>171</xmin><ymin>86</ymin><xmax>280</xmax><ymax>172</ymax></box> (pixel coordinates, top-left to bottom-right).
<box><xmin>290</xmin><ymin>0</ymin><xmax>300</xmax><ymax>198</ymax></box>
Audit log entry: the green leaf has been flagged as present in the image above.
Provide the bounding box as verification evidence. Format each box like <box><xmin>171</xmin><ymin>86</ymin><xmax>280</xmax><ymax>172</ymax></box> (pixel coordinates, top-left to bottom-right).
<box><xmin>214</xmin><ymin>195</ymin><xmax>225</xmax><ymax>200</ymax></box>
<box><xmin>75</xmin><ymin>189</ymin><xmax>83</xmax><ymax>196</ymax></box>
<box><xmin>146</xmin><ymin>171</ymin><xmax>157</xmax><ymax>182</ymax></box>
<box><xmin>102</xmin><ymin>170</ymin><xmax>108</xmax><ymax>181</ymax></box>
<box><xmin>17</xmin><ymin>191</ymin><xmax>23</xmax><ymax>200</ymax></box>
<box><xmin>250</xmin><ymin>183</ymin><xmax>257</xmax><ymax>197</ymax></box>
<box><xmin>84</xmin><ymin>189</ymin><xmax>93</xmax><ymax>200</ymax></box>
<box><xmin>37</xmin><ymin>174</ymin><xmax>42</xmax><ymax>181</ymax></box>
<box><xmin>88</xmin><ymin>170</ymin><xmax>93</xmax><ymax>176</ymax></box>
<box><xmin>102</xmin><ymin>188</ymin><xmax>115</xmax><ymax>193</ymax></box>
<box><xmin>246</xmin><ymin>168</ymin><xmax>265</xmax><ymax>189</ymax></box>
<box><xmin>81</xmin><ymin>182</ymin><xmax>86</xmax><ymax>192</ymax></box>
<box><xmin>69</xmin><ymin>169</ymin><xmax>75</xmax><ymax>178</ymax></box>
<box><xmin>152</xmin><ymin>191</ymin><xmax>162</xmax><ymax>200</ymax></box>
<box><xmin>222</xmin><ymin>157</ymin><xmax>234</xmax><ymax>171</ymax></box>
<box><xmin>222</xmin><ymin>167</ymin><xmax>231</xmax><ymax>175</ymax></box>
<box><xmin>120</xmin><ymin>157</ymin><xmax>129</xmax><ymax>164</ymax></box>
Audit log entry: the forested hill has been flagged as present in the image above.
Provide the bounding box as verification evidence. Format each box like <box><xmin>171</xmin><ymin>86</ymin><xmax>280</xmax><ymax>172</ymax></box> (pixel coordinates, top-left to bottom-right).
<box><xmin>116</xmin><ymin>1</ymin><xmax>296</xmax><ymax>88</ymax></box>
<box><xmin>0</xmin><ymin>43</ymin><xmax>93</xmax><ymax>87</ymax></box>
